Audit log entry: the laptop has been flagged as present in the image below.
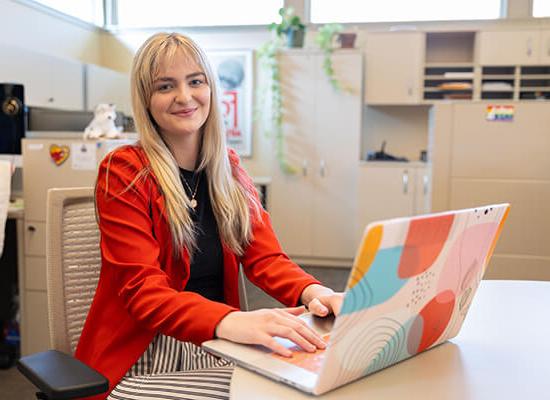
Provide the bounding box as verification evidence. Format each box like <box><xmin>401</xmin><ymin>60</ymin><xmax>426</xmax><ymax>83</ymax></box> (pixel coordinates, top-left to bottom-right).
<box><xmin>203</xmin><ymin>204</ymin><xmax>510</xmax><ymax>395</ymax></box>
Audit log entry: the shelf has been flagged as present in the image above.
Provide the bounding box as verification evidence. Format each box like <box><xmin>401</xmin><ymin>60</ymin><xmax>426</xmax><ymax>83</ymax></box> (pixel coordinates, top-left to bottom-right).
<box><xmin>424</xmin><ymin>76</ymin><xmax>473</xmax><ymax>80</ymax></box>
<box><xmin>481</xmin><ymin>89</ymin><xmax>514</xmax><ymax>92</ymax></box>
<box><xmin>520</xmin><ymin>87</ymin><xmax>550</xmax><ymax>91</ymax></box>
<box><xmin>520</xmin><ymin>74</ymin><xmax>550</xmax><ymax>79</ymax></box>
<box><xmin>425</xmin><ymin>62</ymin><xmax>474</xmax><ymax>68</ymax></box>
<box><xmin>482</xmin><ymin>75</ymin><xmax>515</xmax><ymax>79</ymax></box>
<box><xmin>424</xmin><ymin>88</ymin><xmax>473</xmax><ymax>92</ymax></box>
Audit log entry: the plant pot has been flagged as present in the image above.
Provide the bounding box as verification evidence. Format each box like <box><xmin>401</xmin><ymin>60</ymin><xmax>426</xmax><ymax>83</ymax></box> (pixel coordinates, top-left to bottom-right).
<box><xmin>286</xmin><ymin>29</ymin><xmax>305</xmax><ymax>48</ymax></box>
<box><xmin>337</xmin><ymin>32</ymin><xmax>357</xmax><ymax>48</ymax></box>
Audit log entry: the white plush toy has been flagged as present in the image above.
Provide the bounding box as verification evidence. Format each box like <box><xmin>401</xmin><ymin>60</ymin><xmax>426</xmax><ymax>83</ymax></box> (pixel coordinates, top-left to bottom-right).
<box><xmin>84</xmin><ymin>103</ymin><xmax>123</xmax><ymax>139</ymax></box>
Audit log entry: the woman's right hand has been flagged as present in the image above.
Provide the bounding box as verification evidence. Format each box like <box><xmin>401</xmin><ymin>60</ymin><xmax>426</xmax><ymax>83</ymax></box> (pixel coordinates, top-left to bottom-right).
<box><xmin>214</xmin><ymin>306</ymin><xmax>327</xmax><ymax>357</ymax></box>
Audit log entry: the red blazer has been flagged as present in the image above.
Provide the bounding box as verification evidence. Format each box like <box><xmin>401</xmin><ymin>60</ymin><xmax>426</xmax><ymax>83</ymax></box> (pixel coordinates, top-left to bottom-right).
<box><xmin>74</xmin><ymin>145</ymin><xmax>319</xmax><ymax>399</ymax></box>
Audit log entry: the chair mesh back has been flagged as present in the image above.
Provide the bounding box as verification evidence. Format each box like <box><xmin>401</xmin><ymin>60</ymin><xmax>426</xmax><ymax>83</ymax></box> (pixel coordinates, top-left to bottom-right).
<box><xmin>61</xmin><ymin>201</ymin><xmax>101</xmax><ymax>354</ymax></box>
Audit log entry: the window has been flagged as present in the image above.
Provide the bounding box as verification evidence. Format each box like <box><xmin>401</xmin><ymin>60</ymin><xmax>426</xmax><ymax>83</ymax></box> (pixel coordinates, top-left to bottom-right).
<box><xmin>30</xmin><ymin>0</ymin><xmax>104</xmax><ymax>26</ymax></box>
<box><xmin>310</xmin><ymin>0</ymin><xmax>502</xmax><ymax>24</ymax></box>
<box><xmin>115</xmin><ymin>0</ymin><xmax>284</xmax><ymax>28</ymax></box>
<box><xmin>533</xmin><ymin>0</ymin><xmax>550</xmax><ymax>17</ymax></box>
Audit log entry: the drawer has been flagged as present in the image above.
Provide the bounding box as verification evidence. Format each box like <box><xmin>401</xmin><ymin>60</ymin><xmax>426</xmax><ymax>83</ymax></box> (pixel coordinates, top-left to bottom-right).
<box><xmin>24</xmin><ymin>256</ymin><xmax>47</xmax><ymax>290</ymax></box>
<box><xmin>24</xmin><ymin>221</ymin><xmax>46</xmax><ymax>256</ymax></box>
<box><xmin>450</xmin><ymin>179</ymin><xmax>550</xmax><ymax>257</ymax></box>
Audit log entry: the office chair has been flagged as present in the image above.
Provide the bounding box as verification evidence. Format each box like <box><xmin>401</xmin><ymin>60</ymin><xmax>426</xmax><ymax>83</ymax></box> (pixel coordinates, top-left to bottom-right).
<box><xmin>17</xmin><ymin>187</ymin><xmax>107</xmax><ymax>399</ymax></box>
<box><xmin>17</xmin><ymin>187</ymin><xmax>250</xmax><ymax>399</ymax></box>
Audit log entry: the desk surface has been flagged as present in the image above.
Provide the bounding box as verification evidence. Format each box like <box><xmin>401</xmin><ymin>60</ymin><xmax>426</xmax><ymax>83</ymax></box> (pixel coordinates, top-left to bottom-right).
<box><xmin>230</xmin><ymin>280</ymin><xmax>550</xmax><ymax>399</ymax></box>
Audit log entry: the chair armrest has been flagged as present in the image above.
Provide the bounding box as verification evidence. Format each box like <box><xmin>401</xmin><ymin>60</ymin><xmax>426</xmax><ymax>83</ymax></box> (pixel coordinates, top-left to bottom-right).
<box><xmin>17</xmin><ymin>350</ymin><xmax>108</xmax><ymax>400</ymax></box>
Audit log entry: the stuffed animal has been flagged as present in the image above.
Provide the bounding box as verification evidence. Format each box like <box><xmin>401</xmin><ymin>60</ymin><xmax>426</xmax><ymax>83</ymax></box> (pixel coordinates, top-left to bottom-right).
<box><xmin>84</xmin><ymin>103</ymin><xmax>123</xmax><ymax>139</ymax></box>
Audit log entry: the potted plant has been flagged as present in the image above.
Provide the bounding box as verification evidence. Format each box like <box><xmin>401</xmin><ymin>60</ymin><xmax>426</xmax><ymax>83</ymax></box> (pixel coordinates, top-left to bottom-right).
<box><xmin>269</xmin><ymin>7</ymin><xmax>306</xmax><ymax>48</ymax></box>
<box><xmin>315</xmin><ymin>23</ymin><xmax>345</xmax><ymax>91</ymax></box>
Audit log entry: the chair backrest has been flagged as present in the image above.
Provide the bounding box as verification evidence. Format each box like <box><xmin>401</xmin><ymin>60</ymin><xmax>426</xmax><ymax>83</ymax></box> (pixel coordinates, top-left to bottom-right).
<box><xmin>46</xmin><ymin>187</ymin><xmax>99</xmax><ymax>354</ymax></box>
<box><xmin>46</xmin><ymin>187</ymin><xmax>250</xmax><ymax>355</ymax></box>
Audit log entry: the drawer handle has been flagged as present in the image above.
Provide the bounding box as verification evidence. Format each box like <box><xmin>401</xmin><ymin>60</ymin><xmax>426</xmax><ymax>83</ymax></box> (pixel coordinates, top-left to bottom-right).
<box><xmin>27</xmin><ymin>225</ymin><xmax>36</xmax><ymax>232</ymax></box>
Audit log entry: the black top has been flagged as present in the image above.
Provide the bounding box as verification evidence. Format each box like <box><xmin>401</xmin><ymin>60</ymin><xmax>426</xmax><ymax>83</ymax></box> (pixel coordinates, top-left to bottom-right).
<box><xmin>179</xmin><ymin>168</ymin><xmax>225</xmax><ymax>302</ymax></box>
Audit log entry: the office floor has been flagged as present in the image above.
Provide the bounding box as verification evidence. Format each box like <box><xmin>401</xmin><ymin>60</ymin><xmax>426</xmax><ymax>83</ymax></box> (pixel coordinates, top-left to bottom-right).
<box><xmin>0</xmin><ymin>266</ymin><xmax>348</xmax><ymax>400</ymax></box>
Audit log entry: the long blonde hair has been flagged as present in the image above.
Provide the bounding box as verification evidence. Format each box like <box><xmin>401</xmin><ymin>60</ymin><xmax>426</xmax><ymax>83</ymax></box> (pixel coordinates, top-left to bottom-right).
<box><xmin>131</xmin><ymin>32</ymin><xmax>260</xmax><ymax>256</ymax></box>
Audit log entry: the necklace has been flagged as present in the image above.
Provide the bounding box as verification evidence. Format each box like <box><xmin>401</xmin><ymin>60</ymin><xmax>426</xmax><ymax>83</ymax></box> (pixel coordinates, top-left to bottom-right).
<box><xmin>180</xmin><ymin>171</ymin><xmax>200</xmax><ymax>209</ymax></box>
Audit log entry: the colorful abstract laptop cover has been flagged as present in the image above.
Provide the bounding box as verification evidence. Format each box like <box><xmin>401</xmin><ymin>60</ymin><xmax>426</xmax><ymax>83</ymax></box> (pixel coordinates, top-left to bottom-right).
<box><xmin>203</xmin><ymin>204</ymin><xmax>510</xmax><ymax>395</ymax></box>
<box><xmin>312</xmin><ymin>203</ymin><xmax>510</xmax><ymax>394</ymax></box>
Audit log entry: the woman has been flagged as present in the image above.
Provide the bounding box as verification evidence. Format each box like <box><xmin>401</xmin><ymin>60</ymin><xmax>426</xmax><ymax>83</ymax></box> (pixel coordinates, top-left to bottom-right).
<box><xmin>75</xmin><ymin>32</ymin><xmax>342</xmax><ymax>400</ymax></box>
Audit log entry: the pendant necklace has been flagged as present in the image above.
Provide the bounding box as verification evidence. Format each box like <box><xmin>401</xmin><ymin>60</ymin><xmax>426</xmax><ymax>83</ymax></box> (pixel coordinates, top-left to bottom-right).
<box><xmin>181</xmin><ymin>171</ymin><xmax>200</xmax><ymax>209</ymax></box>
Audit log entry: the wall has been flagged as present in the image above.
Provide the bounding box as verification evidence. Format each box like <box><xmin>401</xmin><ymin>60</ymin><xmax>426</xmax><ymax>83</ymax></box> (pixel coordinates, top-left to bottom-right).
<box><xmin>0</xmin><ymin>0</ymin><xmax>102</xmax><ymax>64</ymax></box>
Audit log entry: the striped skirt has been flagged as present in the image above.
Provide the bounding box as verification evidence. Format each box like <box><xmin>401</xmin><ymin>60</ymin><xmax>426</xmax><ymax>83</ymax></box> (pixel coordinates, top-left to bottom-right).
<box><xmin>107</xmin><ymin>334</ymin><xmax>234</xmax><ymax>400</ymax></box>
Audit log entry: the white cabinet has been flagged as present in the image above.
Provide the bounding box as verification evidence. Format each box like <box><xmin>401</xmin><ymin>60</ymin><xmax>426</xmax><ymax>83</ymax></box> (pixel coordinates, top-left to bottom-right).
<box><xmin>365</xmin><ymin>32</ymin><xmax>425</xmax><ymax>104</ymax></box>
<box><xmin>357</xmin><ymin>163</ymin><xmax>430</xmax><ymax>242</ymax></box>
<box><xmin>478</xmin><ymin>31</ymin><xmax>540</xmax><ymax>65</ymax></box>
<box><xmin>86</xmin><ymin>64</ymin><xmax>132</xmax><ymax>115</ymax></box>
<box><xmin>0</xmin><ymin>44</ymin><xmax>83</xmax><ymax>110</ymax></box>
<box><xmin>269</xmin><ymin>50</ymin><xmax>363</xmax><ymax>264</ymax></box>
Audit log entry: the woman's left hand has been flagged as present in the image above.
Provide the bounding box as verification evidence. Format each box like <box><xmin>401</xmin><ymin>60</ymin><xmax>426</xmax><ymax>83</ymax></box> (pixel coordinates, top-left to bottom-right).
<box><xmin>300</xmin><ymin>284</ymin><xmax>344</xmax><ymax>317</ymax></box>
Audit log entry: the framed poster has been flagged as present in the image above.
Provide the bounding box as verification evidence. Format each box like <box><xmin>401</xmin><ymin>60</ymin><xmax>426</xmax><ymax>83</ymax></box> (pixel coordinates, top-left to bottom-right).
<box><xmin>208</xmin><ymin>50</ymin><xmax>253</xmax><ymax>157</ymax></box>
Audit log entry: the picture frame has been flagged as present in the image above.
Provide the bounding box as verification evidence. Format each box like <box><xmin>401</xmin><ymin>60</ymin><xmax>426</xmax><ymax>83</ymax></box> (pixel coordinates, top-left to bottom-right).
<box><xmin>207</xmin><ymin>49</ymin><xmax>254</xmax><ymax>157</ymax></box>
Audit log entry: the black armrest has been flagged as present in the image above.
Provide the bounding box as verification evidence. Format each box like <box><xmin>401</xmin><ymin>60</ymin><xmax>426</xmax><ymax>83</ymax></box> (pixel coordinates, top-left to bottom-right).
<box><xmin>16</xmin><ymin>350</ymin><xmax>108</xmax><ymax>400</ymax></box>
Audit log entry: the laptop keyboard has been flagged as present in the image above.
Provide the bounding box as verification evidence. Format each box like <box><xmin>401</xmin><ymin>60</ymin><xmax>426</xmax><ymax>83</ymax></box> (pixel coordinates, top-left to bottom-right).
<box><xmin>271</xmin><ymin>335</ymin><xmax>330</xmax><ymax>374</ymax></box>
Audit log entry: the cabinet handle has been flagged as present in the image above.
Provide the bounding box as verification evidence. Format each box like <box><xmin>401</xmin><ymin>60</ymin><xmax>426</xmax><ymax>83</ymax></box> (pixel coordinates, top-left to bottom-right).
<box><xmin>320</xmin><ymin>160</ymin><xmax>326</xmax><ymax>177</ymax></box>
<box><xmin>302</xmin><ymin>160</ymin><xmax>308</xmax><ymax>177</ymax></box>
<box><xmin>27</xmin><ymin>225</ymin><xmax>36</xmax><ymax>232</ymax></box>
<box><xmin>527</xmin><ymin>37</ymin><xmax>533</xmax><ymax>57</ymax></box>
<box><xmin>423</xmin><ymin>174</ymin><xmax>428</xmax><ymax>195</ymax></box>
<box><xmin>47</xmin><ymin>97</ymin><xmax>54</xmax><ymax>103</ymax></box>
<box><xmin>402</xmin><ymin>170</ymin><xmax>409</xmax><ymax>194</ymax></box>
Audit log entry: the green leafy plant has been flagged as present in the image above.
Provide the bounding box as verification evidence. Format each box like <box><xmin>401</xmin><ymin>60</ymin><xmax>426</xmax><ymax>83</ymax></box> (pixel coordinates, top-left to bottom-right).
<box><xmin>315</xmin><ymin>23</ymin><xmax>349</xmax><ymax>91</ymax></box>
<box><xmin>269</xmin><ymin>7</ymin><xmax>305</xmax><ymax>38</ymax></box>
<box><xmin>255</xmin><ymin>8</ymin><xmax>304</xmax><ymax>174</ymax></box>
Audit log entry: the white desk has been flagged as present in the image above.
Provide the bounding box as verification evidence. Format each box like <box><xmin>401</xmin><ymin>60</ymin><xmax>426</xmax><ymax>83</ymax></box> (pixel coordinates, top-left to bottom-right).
<box><xmin>231</xmin><ymin>280</ymin><xmax>550</xmax><ymax>399</ymax></box>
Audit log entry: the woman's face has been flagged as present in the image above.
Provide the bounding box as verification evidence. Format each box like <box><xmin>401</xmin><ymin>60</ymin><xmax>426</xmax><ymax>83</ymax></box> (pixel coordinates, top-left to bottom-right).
<box><xmin>149</xmin><ymin>51</ymin><xmax>211</xmax><ymax>141</ymax></box>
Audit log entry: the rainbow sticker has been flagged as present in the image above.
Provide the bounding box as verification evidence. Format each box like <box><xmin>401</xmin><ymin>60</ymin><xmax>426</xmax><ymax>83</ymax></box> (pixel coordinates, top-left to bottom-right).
<box><xmin>486</xmin><ymin>105</ymin><xmax>514</xmax><ymax>122</ymax></box>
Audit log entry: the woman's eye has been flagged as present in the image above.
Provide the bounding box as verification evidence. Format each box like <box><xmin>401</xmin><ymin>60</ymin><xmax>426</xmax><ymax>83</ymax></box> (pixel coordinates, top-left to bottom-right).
<box><xmin>189</xmin><ymin>78</ymin><xmax>205</xmax><ymax>87</ymax></box>
<box><xmin>156</xmin><ymin>83</ymin><xmax>173</xmax><ymax>91</ymax></box>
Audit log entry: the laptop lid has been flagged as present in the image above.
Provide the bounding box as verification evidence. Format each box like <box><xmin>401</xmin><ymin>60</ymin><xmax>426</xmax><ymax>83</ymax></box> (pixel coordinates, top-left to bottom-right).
<box><xmin>313</xmin><ymin>203</ymin><xmax>510</xmax><ymax>394</ymax></box>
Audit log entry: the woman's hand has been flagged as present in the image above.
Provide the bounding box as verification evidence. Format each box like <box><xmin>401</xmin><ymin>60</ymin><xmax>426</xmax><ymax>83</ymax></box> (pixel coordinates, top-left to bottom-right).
<box><xmin>300</xmin><ymin>284</ymin><xmax>344</xmax><ymax>317</ymax></box>
<box><xmin>215</xmin><ymin>306</ymin><xmax>327</xmax><ymax>357</ymax></box>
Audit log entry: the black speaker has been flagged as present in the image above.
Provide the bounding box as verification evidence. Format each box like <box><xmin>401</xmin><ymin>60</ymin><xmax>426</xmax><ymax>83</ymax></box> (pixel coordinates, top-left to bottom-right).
<box><xmin>0</xmin><ymin>83</ymin><xmax>26</xmax><ymax>154</ymax></box>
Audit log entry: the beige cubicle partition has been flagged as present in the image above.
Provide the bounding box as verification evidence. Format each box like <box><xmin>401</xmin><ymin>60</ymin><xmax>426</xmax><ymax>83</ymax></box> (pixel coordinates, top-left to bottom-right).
<box><xmin>430</xmin><ymin>102</ymin><xmax>550</xmax><ymax>280</ymax></box>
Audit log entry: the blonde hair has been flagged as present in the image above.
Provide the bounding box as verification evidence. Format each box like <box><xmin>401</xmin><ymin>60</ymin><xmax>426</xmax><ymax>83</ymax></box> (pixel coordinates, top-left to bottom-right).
<box><xmin>130</xmin><ymin>32</ymin><xmax>260</xmax><ymax>256</ymax></box>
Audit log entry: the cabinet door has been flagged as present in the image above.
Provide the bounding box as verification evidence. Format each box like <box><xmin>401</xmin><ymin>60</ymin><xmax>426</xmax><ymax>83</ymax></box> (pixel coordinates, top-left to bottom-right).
<box><xmin>365</xmin><ymin>32</ymin><xmax>425</xmax><ymax>104</ymax></box>
<box><xmin>478</xmin><ymin>31</ymin><xmax>540</xmax><ymax>65</ymax></box>
<box><xmin>48</xmin><ymin>56</ymin><xmax>84</xmax><ymax>110</ymax></box>
<box><xmin>0</xmin><ymin>45</ymin><xmax>50</xmax><ymax>107</ymax></box>
<box><xmin>357</xmin><ymin>166</ymin><xmax>415</xmax><ymax>242</ymax></box>
<box><xmin>539</xmin><ymin>30</ymin><xmax>550</xmax><ymax>64</ymax></box>
<box><xmin>451</xmin><ymin>103</ymin><xmax>550</xmax><ymax>180</ymax></box>
<box><xmin>86</xmin><ymin>64</ymin><xmax>132</xmax><ymax>115</ymax></box>
<box><xmin>0</xmin><ymin>44</ymin><xmax>83</xmax><ymax>109</ymax></box>
<box><xmin>312</xmin><ymin>52</ymin><xmax>362</xmax><ymax>259</ymax></box>
<box><xmin>269</xmin><ymin>52</ymin><xmax>316</xmax><ymax>257</ymax></box>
